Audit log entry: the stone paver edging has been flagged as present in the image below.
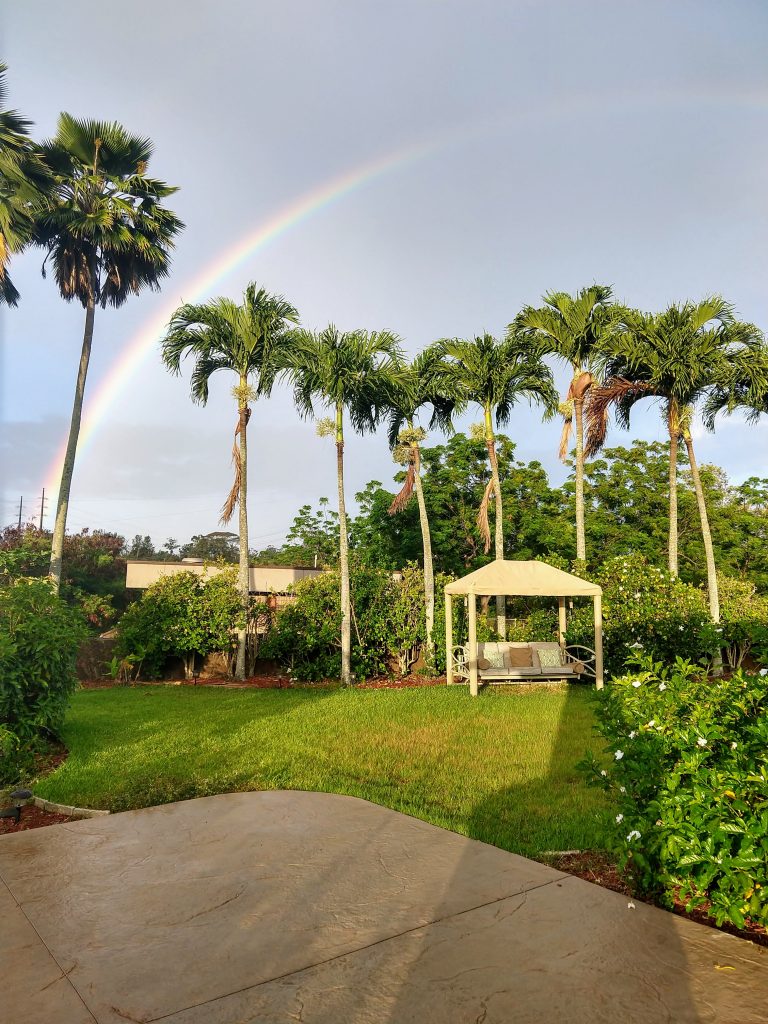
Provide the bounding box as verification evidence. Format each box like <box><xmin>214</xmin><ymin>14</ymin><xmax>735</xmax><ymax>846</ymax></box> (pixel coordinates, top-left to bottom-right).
<box><xmin>32</xmin><ymin>795</ymin><xmax>110</xmax><ymax>818</ymax></box>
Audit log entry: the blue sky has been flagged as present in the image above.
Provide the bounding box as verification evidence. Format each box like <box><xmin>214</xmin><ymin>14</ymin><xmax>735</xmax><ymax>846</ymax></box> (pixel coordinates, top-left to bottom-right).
<box><xmin>2</xmin><ymin>0</ymin><xmax>767</xmax><ymax>548</ymax></box>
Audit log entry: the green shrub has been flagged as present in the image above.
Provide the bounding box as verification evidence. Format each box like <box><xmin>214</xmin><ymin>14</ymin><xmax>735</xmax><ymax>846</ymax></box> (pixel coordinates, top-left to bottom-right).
<box><xmin>566</xmin><ymin>554</ymin><xmax>715</xmax><ymax>676</ymax></box>
<box><xmin>718</xmin><ymin>575</ymin><xmax>768</xmax><ymax>671</ymax></box>
<box><xmin>581</xmin><ymin>655</ymin><xmax>768</xmax><ymax>929</ymax></box>
<box><xmin>0</xmin><ymin>577</ymin><xmax>85</xmax><ymax>745</ymax></box>
<box><xmin>261</xmin><ymin>562</ymin><xmax>451</xmax><ymax>681</ymax></box>
<box><xmin>116</xmin><ymin>570</ymin><xmax>243</xmax><ymax>678</ymax></box>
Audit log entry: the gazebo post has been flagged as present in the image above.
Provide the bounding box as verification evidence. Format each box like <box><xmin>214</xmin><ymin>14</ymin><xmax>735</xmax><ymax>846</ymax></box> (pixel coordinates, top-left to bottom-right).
<box><xmin>468</xmin><ymin>593</ymin><xmax>479</xmax><ymax>697</ymax></box>
<box><xmin>557</xmin><ymin>596</ymin><xmax>566</xmax><ymax>650</ymax></box>
<box><xmin>594</xmin><ymin>594</ymin><xmax>604</xmax><ymax>689</ymax></box>
<box><xmin>445</xmin><ymin>593</ymin><xmax>453</xmax><ymax>685</ymax></box>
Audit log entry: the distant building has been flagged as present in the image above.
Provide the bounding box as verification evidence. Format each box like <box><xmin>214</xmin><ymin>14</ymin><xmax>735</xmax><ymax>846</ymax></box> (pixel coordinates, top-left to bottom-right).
<box><xmin>125</xmin><ymin>559</ymin><xmax>323</xmax><ymax>608</ymax></box>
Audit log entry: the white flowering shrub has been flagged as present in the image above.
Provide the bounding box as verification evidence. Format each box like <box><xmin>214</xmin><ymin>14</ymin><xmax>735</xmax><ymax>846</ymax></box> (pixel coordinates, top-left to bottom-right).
<box><xmin>580</xmin><ymin>654</ymin><xmax>768</xmax><ymax>929</ymax></box>
<box><xmin>565</xmin><ymin>554</ymin><xmax>717</xmax><ymax>676</ymax></box>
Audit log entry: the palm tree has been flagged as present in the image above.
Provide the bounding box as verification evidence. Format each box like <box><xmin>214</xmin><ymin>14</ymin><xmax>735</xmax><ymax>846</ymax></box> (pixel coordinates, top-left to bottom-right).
<box><xmin>433</xmin><ymin>333</ymin><xmax>558</xmax><ymax>636</ymax></box>
<box><xmin>703</xmin><ymin>333</ymin><xmax>768</xmax><ymax>433</ymax></box>
<box><xmin>162</xmin><ymin>285</ymin><xmax>300</xmax><ymax>679</ymax></box>
<box><xmin>0</xmin><ymin>62</ymin><xmax>50</xmax><ymax>305</ymax></box>
<box><xmin>585</xmin><ymin>297</ymin><xmax>757</xmax><ymax>623</ymax></box>
<box><xmin>513</xmin><ymin>285</ymin><xmax>616</xmax><ymax>563</ymax></box>
<box><xmin>286</xmin><ymin>325</ymin><xmax>406</xmax><ymax>686</ymax></box>
<box><xmin>384</xmin><ymin>346</ymin><xmax>456</xmax><ymax>664</ymax></box>
<box><xmin>35</xmin><ymin>115</ymin><xmax>182</xmax><ymax>590</ymax></box>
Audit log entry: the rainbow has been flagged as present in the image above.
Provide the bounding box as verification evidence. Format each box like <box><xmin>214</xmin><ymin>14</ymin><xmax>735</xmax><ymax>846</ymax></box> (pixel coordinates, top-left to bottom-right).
<box><xmin>42</xmin><ymin>136</ymin><xmax>438</xmax><ymax>496</ymax></box>
<box><xmin>42</xmin><ymin>83</ymin><xmax>768</xmax><ymax>498</ymax></box>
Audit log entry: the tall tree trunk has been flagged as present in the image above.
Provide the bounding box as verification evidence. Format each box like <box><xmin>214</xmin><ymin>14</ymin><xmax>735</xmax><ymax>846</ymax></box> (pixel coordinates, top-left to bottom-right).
<box><xmin>413</xmin><ymin>444</ymin><xmax>435</xmax><ymax>663</ymax></box>
<box><xmin>49</xmin><ymin>291</ymin><xmax>96</xmax><ymax>590</ymax></box>
<box><xmin>667</xmin><ymin>403</ymin><xmax>679</xmax><ymax>576</ymax></box>
<box><xmin>574</xmin><ymin>395</ymin><xmax>586</xmax><ymax>563</ymax></box>
<box><xmin>682</xmin><ymin>427</ymin><xmax>720</xmax><ymax>622</ymax></box>
<box><xmin>234</xmin><ymin>380</ymin><xmax>250</xmax><ymax>680</ymax></box>
<box><xmin>485</xmin><ymin>406</ymin><xmax>506</xmax><ymax>639</ymax></box>
<box><xmin>336</xmin><ymin>404</ymin><xmax>352</xmax><ymax>686</ymax></box>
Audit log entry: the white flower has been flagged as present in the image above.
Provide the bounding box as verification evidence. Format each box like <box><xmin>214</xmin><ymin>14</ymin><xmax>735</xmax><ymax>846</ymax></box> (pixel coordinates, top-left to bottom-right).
<box><xmin>679</xmin><ymin>625</ymin><xmax>684</xmax><ymax>631</ymax></box>
<box><xmin>627</xmin><ymin>901</ymin><xmax>636</xmax><ymax>910</ymax></box>
<box><xmin>600</xmin><ymin>769</ymin><xmax>607</xmax><ymax>777</ymax></box>
<box><xmin>620</xmin><ymin>786</ymin><xmax>626</xmax><ymax>793</ymax></box>
<box><xmin>629</xmin><ymin>731</ymin><xmax>637</xmax><ymax>739</ymax></box>
<box><xmin>697</xmin><ymin>737</ymin><xmax>707</xmax><ymax>747</ymax></box>
<box><xmin>615</xmin><ymin>750</ymin><xmax>624</xmax><ymax>760</ymax></box>
<box><xmin>615</xmin><ymin>813</ymin><xmax>624</xmax><ymax>823</ymax></box>
<box><xmin>627</xmin><ymin>830</ymin><xmax>641</xmax><ymax>842</ymax></box>
<box><xmin>731</xmin><ymin>742</ymin><xmax>737</xmax><ymax>750</ymax></box>
<box><xmin>760</xmin><ymin>669</ymin><xmax>768</xmax><ymax>677</ymax></box>
<box><xmin>658</xmin><ymin>683</ymin><xmax>667</xmax><ymax>691</ymax></box>
<box><xmin>647</xmin><ymin>720</ymin><xmax>655</xmax><ymax>728</ymax></box>
<box><xmin>632</xmin><ymin>680</ymin><xmax>642</xmax><ymax>688</ymax></box>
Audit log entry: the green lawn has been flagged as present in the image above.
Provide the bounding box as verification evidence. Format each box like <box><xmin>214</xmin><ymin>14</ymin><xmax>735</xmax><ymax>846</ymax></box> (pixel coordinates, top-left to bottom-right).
<box><xmin>38</xmin><ymin>683</ymin><xmax>613</xmax><ymax>857</ymax></box>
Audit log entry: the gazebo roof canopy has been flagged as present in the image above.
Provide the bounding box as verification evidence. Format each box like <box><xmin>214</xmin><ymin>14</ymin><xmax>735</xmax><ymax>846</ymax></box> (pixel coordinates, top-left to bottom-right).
<box><xmin>444</xmin><ymin>559</ymin><xmax>601</xmax><ymax>597</ymax></box>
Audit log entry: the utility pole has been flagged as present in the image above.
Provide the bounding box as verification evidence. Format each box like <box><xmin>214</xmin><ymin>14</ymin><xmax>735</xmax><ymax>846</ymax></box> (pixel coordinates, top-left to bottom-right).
<box><xmin>17</xmin><ymin>496</ymin><xmax>23</xmax><ymax>531</ymax></box>
<box><xmin>39</xmin><ymin>488</ymin><xmax>47</xmax><ymax>532</ymax></box>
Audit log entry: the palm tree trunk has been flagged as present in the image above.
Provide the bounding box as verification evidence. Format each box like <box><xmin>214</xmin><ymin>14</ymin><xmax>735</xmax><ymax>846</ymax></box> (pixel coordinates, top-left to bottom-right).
<box><xmin>574</xmin><ymin>396</ymin><xmax>586</xmax><ymax>563</ymax></box>
<box><xmin>49</xmin><ymin>290</ymin><xmax>96</xmax><ymax>591</ymax></box>
<box><xmin>682</xmin><ymin>428</ymin><xmax>720</xmax><ymax>622</ymax></box>
<box><xmin>336</xmin><ymin>404</ymin><xmax>352</xmax><ymax>686</ymax></box>
<box><xmin>485</xmin><ymin>406</ymin><xmax>505</xmax><ymax>638</ymax></box>
<box><xmin>234</xmin><ymin>380</ymin><xmax>250</xmax><ymax>680</ymax></box>
<box><xmin>413</xmin><ymin>444</ymin><xmax>435</xmax><ymax>664</ymax></box>
<box><xmin>667</xmin><ymin>405</ymin><xmax>679</xmax><ymax>576</ymax></box>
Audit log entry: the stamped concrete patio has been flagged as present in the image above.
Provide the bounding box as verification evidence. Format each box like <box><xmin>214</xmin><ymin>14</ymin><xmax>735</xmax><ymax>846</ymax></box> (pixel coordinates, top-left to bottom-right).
<box><xmin>2</xmin><ymin>791</ymin><xmax>767</xmax><ymax>1023</ymax></box>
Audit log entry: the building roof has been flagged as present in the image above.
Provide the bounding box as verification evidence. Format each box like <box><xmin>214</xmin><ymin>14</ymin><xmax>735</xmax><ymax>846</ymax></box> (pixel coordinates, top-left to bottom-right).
<box><xmin>444</xmin><ymin>559</ymin><xmax>601</xmax><ymax>597</ymax></box>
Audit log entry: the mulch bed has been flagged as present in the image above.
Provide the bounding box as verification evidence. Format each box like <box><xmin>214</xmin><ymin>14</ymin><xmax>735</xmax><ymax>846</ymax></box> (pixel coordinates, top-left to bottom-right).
<box><xmin>548</xmin><ymin>850</ymin><xmax>768</xmax><ymax>948</ymax></box>
<box><xmin>0</xmin><ymin>804</ymin><xmax>73</xmax><ymax>835</ymax></box>
<box><xmin>79</xmin><ymin>675</ymin><xmax>447</xmax><ymax>690</ymax></box>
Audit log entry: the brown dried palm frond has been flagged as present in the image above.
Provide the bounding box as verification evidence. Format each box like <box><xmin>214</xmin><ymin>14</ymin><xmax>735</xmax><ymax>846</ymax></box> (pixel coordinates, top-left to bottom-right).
<box><xmin>557</xmin><ymin>372</ymin><xmax>593</xmax><ymax>462</ymax></box>
<box><xmin>584</xmin><ymin>378</ymin><xmax>652</xmax><ymax>457</ymax></box>
<box><xmin>388</xmin><ymin>459</ymin><xmax>416</xmax><ymax>515</ymax></box>
<box><xmin>477</xmin><ymin>476</ymin><xmax>495</xmax><ymax>553</ymax></box>
<box><xmin>220</xmin><ymin>407</ymin><xmax>251</xmax><ymax>525</ymax></box>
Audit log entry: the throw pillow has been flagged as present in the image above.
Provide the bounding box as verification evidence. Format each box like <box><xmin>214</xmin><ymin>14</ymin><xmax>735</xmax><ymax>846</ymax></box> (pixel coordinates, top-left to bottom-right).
<box><xmin>536</xmin><ymin>647</ymin><xmax>563</xmax><ymax>669</ymax></box>
<box><xmin>506</xmin><ymin>647</ymin><xmax>532</xmax><ymax>667</ymax></box>
<box><xmin>485</xmin><ymin>650</ymin><xmax>506</xmax><ymax>669</ymax></box>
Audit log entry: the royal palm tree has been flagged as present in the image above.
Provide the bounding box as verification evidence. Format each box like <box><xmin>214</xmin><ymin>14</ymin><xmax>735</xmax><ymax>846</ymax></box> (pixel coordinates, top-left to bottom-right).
<box><xmin>35</xmin><ymin>115</ymin><xmax>182</xmax><ymax>590</ymax></box>
<box><xmin>0</xmin><ymin>62</ymin><xmax>50</xmax><ymax>305</ymax></box>
<box><xmin>433</xmin><ymin>333</ymin><xmax>558</xmax><ymax>636</ymax></box>
<box><xmin>286</xmin><ymin>325</ymin><xmax>406</xmax><ymax>686</ymax></box>
<box><xmin>162</xmin><ymin>284</ymin><xmax>300</xmax><ymax>679</ymax></box>
<box><xmin>513</xmin><ymin>285</ymin><xmax>616</xmax><ymax>563</ymax></box>
<box><xmin>384</xmin><ymin>346</ymin><xmax>456</xmax><ymax>663</ymax></box>
<box><xmin>585</xmin><ymin>298</ymin><xmax>757</xmax><ymax>622</ymax></box>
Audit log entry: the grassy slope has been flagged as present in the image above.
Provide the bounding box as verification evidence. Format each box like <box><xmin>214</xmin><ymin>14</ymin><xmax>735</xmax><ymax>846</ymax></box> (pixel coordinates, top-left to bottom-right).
<box><xmin>38</xmin><ymin>684</ymin><xmax>612</xmax><ymax>857</ymax></box>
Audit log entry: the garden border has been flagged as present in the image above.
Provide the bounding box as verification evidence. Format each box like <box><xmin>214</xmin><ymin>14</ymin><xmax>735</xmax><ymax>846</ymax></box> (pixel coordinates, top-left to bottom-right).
<box><xmin>32</xmin><ymin>796</ymin><xmax>110</xmax><ymax>819</ymax></box>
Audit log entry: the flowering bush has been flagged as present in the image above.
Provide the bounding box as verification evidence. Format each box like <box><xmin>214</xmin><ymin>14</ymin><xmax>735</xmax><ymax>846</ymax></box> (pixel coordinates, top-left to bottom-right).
<box><xmin>717</xmin><ymin>575</ymin><xmax>768</xmax><ymax>671</ymax></box>
<box><xmin>580</xmin><ymin>655</ymin><xmax>768</xmax><ymax>928</ymax></box>
<box><xmin>566</xmin><ymin>554</ymin><xmax>716</xmax><ymax>676</ymax></box>
<box><xmin>261</xmin><ymin>563</ymin><xmax>451</xmax><ymax>681</ymax></box>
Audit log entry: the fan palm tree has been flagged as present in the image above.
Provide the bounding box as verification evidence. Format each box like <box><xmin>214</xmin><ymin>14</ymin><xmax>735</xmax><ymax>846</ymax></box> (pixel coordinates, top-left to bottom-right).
<box><xmin>384</xmin><ymin>346</ymin><xmax>456</xmax><ymax>663</ymax></box>
<box><xmin>35</xmin><ymin>114</ymin><xmax>183</xmax><ymax>590</ymax></box>
<box><xmin>585</xmin><ymin>297</ymin><xmax>757</xmax><ymax>622</ymax></box>
<box><xmin>162</xmin><ymin>285</ymin><xmax>300</xmax><ymax>680</ymax></box>
<box><xmin>0</xmin><ymin>62</ymin><xmax>50</xmax><ymax>305</ymax></box>
<box><xmin>285</xmin><ymin>325</ymin><xmax>407</xmax><ymax>686</ymax></box>
<box><xmin>513</xmin><ymin>284</ymin><xmax>616</xmax><ymax>563</ymax></box>
<box><xmin>433</xmin><ymin>333</ymin><xmax>558</xmax><ymax>636</ymax></box>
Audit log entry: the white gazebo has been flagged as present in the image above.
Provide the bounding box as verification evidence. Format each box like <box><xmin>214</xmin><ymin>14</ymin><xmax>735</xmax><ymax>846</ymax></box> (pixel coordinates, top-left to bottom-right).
<box><xmin>444</xmin><ymin>559</ymin><xmax>603</xmax><ymax>695</ymax></box>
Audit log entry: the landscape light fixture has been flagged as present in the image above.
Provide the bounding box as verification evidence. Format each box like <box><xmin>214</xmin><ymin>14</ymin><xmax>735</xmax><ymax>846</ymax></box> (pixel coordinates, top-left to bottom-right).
<box><xmin>0</xmin><ymin>788</ymin><xmax>33</xmax><ymax>826</ymax></box>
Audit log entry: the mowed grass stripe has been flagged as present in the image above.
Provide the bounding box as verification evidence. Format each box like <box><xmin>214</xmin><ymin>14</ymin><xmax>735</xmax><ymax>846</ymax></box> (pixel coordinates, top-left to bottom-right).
<box><xmin>38</xmin><ymin>684</ymin><xmax>612</xmax><ymax>857</ymax></box>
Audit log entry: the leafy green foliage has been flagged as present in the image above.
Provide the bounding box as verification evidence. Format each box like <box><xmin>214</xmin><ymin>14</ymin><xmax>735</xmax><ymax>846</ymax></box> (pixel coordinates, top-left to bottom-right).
<box><xmin>0</xmin><ymin>578</ymin><xmax>85</xmax><ymax>756</ymax></box>
<box><xmin>116</xmin><ymin>570</ymin><xmax>243</xmax><ymax>678</ymax></box>
<box><xmin>566</xmin><ymin>554</ymin><xmax>715</xmax><ymax>676</ymax></box>
<box><xmin>581</xmin><ymin>656</ymin><xmax>768</xmax><ymax>928</ymax></box>
<box><xmin>261</xmin><ymin>563</ymin><xmax>452</xmax><ymax>680</ymax></box>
